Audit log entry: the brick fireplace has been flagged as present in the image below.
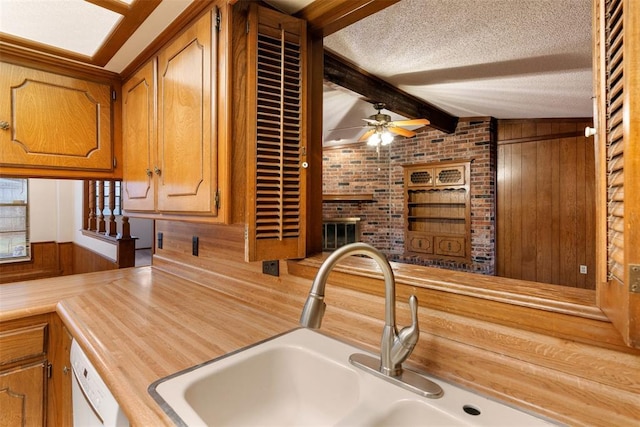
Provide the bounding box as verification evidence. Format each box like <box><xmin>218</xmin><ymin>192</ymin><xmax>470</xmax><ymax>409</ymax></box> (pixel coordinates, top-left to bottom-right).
<box><xmin>322</xmin><ymin>118</ymin><xmax>497</xmax><ymax>274</ymax></box>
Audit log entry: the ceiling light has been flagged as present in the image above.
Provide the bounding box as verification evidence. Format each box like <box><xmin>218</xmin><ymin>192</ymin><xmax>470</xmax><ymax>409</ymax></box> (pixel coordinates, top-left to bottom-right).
<box><xmin>381</xmin><ymin>131</ymin><xmax>394</xmax><ymax>145</ymax></box>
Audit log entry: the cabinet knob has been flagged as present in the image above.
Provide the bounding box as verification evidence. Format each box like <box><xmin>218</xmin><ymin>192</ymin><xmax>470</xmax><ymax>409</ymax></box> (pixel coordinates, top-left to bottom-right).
<box><xmin>585</xmin><ymin>126</ymin><xmax>596</xmax><ymax>137</ymax></box>
<box><xmin>63</xmin><ymin>366</ymin><xmax>70</xmax><ymax>375</ymax></box>
<box><xmin>0</xmin><ymin>121</ymin><xmax>9</xmax><ymax>130</ymax></box>
<box><xmin>146</xmin><ymin>168</ymin><xmax>152</xmax><ymax>177</ymax></box>
<box><xmin>154</xmin><ymin>166</ymin><xmax>162</xmax><ymax>176</ymax></box>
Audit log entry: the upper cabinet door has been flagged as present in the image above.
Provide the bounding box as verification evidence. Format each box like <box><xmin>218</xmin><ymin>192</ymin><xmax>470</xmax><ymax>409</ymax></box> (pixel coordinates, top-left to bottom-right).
<box><xmin>122</xmin><ymin>60</ymin><xmax>156</xmax><ymax>212</ymax></box>
<box><xmin>245</xmin><ymin>4</ymin><xmax>307</xmax><ymax>261</ymax></box>
<box><xmin>0</xmin><ymin>62</ymin><xmax>114</xmax><ymax>174</ymax></box>
<box><xmin>594</xmin><ymin>0</ymin><xmax>640</xmax><ymax>348</ymax></box>
<box><xmin>156</xmin><ymin>10</ymin><xmax>217</xmax><ymax>214</ymax></box>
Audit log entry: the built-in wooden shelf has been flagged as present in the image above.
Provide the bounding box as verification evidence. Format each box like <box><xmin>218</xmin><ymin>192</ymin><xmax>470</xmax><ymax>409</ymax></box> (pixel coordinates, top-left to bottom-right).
<box><xmin>322</xmin><ymin>193</ymin><xmax>375</xmax><ymax>203</ymax></box>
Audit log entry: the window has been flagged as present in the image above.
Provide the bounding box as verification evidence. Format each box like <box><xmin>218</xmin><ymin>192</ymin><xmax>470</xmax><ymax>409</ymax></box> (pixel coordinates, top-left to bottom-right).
<box><xmin>0</xmin><ymin>178</ymin><xmax>29</xmax><ymax>263</ymax></box>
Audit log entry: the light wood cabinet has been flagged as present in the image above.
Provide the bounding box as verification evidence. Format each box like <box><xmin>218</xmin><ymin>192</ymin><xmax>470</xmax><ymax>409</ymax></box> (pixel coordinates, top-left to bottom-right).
<box><xmin>0</xmin><ymin>321</ymin><xmax>47</xmax><ymax>426</ymax></box>
<box><xmin>0</xmin><ymin>62</ymin><xmax>115</xmax><ymax>176</ymax></box>
<box><xmin>122</xmin><ymin>8</ymin><xmax>222</xmax><ymax>218</ymax></box>
<box><xmin>0</xmin><ymin>314</ymin><xmax>72</xmax><ymax>427</ymax></box>
<box><xmin>0</xmin><ymin>362</ymin><xmax>46</xmax><ymax>426</ymax></box>
<box><xmin>122</xmin><ymin>60</ymin><xmax>156</xmax><ymax>212</ymax></box>
<box><xmin>404</xmin><ymin>161</ymin><xmax>471</xmax><ymax>261</ymax></box>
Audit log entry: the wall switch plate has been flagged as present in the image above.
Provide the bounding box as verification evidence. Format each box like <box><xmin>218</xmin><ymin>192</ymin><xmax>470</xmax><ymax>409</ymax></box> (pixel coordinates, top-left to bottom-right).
<box><xmin>579</xmin><ymin>265</ymin><xmax>587</xmax><ymax>274</ymax></box>
<box><xmin>262</xmin><ymin>260</ymin><xmax>279</xmax><ymax>277</ymax></box>
<box><xmin>192</xmin><ymin>236</ymin><xmax>199</xmax><ymax>256</ymax></box>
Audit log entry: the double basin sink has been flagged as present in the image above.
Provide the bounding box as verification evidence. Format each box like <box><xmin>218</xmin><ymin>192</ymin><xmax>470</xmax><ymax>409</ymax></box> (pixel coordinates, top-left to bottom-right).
<box><xmin>149</xmin><ymin>328</ymin><xmax>553</xmax><ymax>426</ymax></box>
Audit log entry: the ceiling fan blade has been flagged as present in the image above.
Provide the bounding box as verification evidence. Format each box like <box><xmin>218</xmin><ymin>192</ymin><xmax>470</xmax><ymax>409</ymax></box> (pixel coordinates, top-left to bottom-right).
<box><xmin>359</xmin><ymin>129</ymin><xmax>376</xmax><ymax>142</ymax></box>
<box><xmin>391</xmin><ymin>118</ymin><xmax>430</xmax><ymax>127</ymax></box>
<box><xmin>362</xmin><ymin>118</ymin><xmax>382</xmax><ymax>125</ymax></box>
<box><xmin>389</xmin><ymin>127</ymin><xmax>417</xmax><ymax>138</ymax></box>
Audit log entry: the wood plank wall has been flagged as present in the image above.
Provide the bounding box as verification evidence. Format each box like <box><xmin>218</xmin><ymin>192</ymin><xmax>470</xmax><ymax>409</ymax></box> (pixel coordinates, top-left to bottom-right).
<box><xmin>497</xmin><ymin>119</ymin><xmax>595</xmax><ymax>289</ymax></box>
<box><xmin>0</xmin><ymin>242</ymin><xmax>117</xmax><ymax>284</ymax></box>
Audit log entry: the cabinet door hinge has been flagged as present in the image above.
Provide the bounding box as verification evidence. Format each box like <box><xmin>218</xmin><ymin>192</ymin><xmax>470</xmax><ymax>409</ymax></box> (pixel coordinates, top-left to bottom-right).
<box><xmin>47</xmin><ymin>363</ymin><xmax>52</xmax><ymax>379</ymax></box>
<box><xmin>215</xmin><ymin>188</ymin><xmax>220</xmax><ymax>209</ymax></box>
<box><xmin>246</xmin><ymin>20</ymin><xmax>250</xmax><ymax>34</ymax></box>
<box><xmin>630</xmin><ymin>264</ymin><xmax>640</xmax><ymax>294</ymax></box>
<box><xmin>111</xmin><ymin>89</ymin><xmax>117</xmax><ymax>101</ymax></box>
<box><xmin>215</xmin><ymin>8</ymin><xmax>221</xmax><ymax>32</ymax></box>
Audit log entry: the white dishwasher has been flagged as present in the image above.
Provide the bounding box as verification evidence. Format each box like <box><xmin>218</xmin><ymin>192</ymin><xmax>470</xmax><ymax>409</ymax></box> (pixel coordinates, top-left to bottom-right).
<box><xmin>71</xmin><ymin>340</ymin><xmax>129</xmax><ymax>427</ymax></box>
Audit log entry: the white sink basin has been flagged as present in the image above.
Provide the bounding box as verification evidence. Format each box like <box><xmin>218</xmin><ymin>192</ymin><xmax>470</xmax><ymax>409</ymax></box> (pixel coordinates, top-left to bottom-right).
<box><xmin>149</xmin><ymin>328</ymin><xmax>555</xmax><ymax>426</ymax></box>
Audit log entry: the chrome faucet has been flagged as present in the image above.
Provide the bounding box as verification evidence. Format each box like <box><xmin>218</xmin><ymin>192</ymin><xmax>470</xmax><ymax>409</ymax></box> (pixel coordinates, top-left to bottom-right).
<box><xmin>300</xmin><ymin>243</ymin><xmax>443</xmax><ymax>398</ymax></box>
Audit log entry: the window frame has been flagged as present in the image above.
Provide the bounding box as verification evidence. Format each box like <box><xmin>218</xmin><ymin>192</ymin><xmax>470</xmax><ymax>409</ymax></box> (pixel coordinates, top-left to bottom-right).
<box><xmin>0</xmin><ymin>178</ymin><xmax>30</xmax><ymax>264</ymax></box>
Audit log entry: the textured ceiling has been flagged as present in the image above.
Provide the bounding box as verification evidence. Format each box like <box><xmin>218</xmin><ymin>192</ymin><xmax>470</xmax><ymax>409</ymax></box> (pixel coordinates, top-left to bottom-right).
<box><xmin>318</xmin><ymin>0</ymin><xmax>593</xmax><ymax>143</ymax></box>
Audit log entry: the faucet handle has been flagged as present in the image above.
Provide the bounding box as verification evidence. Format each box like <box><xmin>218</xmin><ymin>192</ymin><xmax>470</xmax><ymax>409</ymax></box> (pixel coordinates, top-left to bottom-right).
<box><xmin>408</xmin><ymin>294</ymin><xmax>419</xmax><ymax>330</ymax></box>
<box><xmin>401</xmin><ymin>295</ymin><xmax>420</xmax><ymax>347</ymax></box>
<box><xmin>389</xmin><ymin>295</ymin><xmax>420</xmax><ymax>370</ymax></box>
<box><xmin>399</xmin><ymin>295</ymin><xmax>420</xmax><ymax>348</ymax></box>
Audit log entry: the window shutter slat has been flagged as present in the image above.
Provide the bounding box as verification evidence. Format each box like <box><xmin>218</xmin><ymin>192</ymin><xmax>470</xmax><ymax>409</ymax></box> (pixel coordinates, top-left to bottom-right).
<box><xmin>246</xmin><ymin>5</ymin><xmax>307</xmax><ymax>261</ymax></box>
<box><xmin>604</xmin><ymin>0</ymin><xmax>624</xmax><ymax>284</ymax></box>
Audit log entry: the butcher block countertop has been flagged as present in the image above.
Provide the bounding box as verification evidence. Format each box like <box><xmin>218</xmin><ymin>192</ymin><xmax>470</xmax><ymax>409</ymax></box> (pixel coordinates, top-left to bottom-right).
<box><xmin>2</xmin><ymin>258</ymin><xmax>638</xmax><ymax>426</ymax></box>
<box><xmin>1</xmin><ymin>266</ymin><xmax>314</xmax><ymax>425</ymax></box>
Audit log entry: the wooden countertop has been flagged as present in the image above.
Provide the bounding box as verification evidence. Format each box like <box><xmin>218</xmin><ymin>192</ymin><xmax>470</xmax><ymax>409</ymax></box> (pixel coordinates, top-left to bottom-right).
<box><xmin>3</xmin><ymin>258</ymin><xmax>637</xmax><ymax>426</ymax></box>
<box><xmin>56</xmin><ymin>267</ymin><xmax>304</xmax><ymax>425</ymax></box>
<box><xmin>1</xmin><ymin>259</ymin><xmax>394</xmax><ymax>426</ymax></box>
<box><xmin>0</xmin><ymin>268</ymin><xmax>147</xmax><ymax>322</ymax></box>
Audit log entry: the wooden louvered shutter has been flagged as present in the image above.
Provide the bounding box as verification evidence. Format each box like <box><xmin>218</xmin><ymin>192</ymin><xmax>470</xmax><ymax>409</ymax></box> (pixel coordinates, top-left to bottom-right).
<box><xmin>245</xmin><ymin>5</ymin><xmax>307</xmax><ymax>261</ymax></box>
<box><xmin>595</xmin><ymin>0</ymin><xmax>640</xmax><ymax>348</ymax></box>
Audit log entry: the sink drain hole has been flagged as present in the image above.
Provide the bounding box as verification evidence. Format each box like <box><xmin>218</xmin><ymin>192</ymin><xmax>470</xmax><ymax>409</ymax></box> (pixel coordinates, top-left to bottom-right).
<box><xmin>463</xmin><ymin>404</ymin><xmax>481</xmax><ymax>416</ymax></box>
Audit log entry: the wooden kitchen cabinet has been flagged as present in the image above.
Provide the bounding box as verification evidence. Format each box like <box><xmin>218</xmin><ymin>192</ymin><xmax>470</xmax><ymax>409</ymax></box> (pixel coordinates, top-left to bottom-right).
<box><xmin>122</xmin><ymin>60</ymin><xmax>156</xmax><ymax>212</ymax></box>
<box><xmin>0</xmin><ymin>313</ymin><xmax>72</xmax><ymax>427</ymax></box>
<box><xmin>0</xmin><ymin>320</ymin><xmax>47</xmax><ymax>426</ymax></box>
<box><xmin>0</xmin><ymin>362</ymin><xmax>46</xmax><ymax>426</ymax></box>
<box><xmin>404</xmin><ymin>161</ymin><xmax>471</xmax><ymax>262</ymax></box>
<box><xmin>122</xmin><ymin>8</ymin><xmax>223</xmax><ymax>219</ymax></box>
<box><xmin>0</xmin><ymin>61</ymin><xmax>116</xmax><ymax>177</ymax></box>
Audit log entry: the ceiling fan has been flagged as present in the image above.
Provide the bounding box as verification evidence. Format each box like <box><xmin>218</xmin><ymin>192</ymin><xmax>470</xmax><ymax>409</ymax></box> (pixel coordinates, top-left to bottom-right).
<box><xmin>359</xmin><ymin>103</ymin><xmax>430</xmax><ymax>146</ymax></box>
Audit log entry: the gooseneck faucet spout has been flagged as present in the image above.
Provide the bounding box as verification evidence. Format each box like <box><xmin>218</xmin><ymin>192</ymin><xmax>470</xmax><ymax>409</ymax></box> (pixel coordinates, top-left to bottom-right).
<box><xmin>300</xmin><ymin>242</ymin><xmax>419</xmax><ymax>377</ymax></box>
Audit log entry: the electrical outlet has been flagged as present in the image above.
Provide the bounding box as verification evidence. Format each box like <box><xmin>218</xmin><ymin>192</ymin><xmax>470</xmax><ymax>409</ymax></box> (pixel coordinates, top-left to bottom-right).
<box><xmin>192</xmin><ymin>236</ymin><xmax>199</xmax><ymax>256</ymax></box>
<box><xmin>579</xmin><ymin>265</ymin><xmax>587</xmax><ymax>274</ymax></box>
<box><xmin>157</xmin><ymin>232</ymin><xmax>163</xmax><ymax>249</ymax></box>
<box><xmin>262</xmin><ymin>260</ymin><xmax>279</xmax><ymax>277</ymax></box>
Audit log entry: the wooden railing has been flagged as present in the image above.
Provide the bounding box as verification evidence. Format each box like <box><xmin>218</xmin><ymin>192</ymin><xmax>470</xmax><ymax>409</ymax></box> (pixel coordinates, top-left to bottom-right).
<box><xmin>82</xmin><ymin>180</ymin><xmax>136</xmax><ymax>268</ymax></box>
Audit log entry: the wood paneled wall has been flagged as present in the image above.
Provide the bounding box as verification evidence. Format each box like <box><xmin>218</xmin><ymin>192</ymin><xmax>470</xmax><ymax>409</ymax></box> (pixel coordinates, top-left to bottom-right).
<box><xmin>71</xmin><ymin>244</ymin><xmax>118</xmax><ymax>275</ymax></box>
<box><xmin>0</xmin><ymin>242</ymin><xmax>64</xmax><ymax>284</ymax></box>
<box><xmin>497</xmin><ymin>119</ymin><xmax>595</xmax><ymax>289</ymax></box>
<box><xmin>0</xmin><ymin>242</ymin><xmax>117</xmax><ymax>284</ymax></box>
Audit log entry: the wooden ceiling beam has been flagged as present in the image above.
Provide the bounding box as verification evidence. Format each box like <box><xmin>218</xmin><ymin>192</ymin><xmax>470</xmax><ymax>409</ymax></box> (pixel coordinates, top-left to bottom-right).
<box><xmin>324</xmin><ymin>50</ymin><xmax>459</xmax><ymax>133</ymax></box>
<box><xmin>296</xmin><ymin>0</ymin><xmax>400</xmax><ymax>37</ymax></box>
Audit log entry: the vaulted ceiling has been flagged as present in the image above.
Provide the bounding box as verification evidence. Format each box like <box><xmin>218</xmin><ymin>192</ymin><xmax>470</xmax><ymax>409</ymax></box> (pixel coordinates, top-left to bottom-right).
<box><xmin>0</xmin><ymin>0</ymin><xmax>593</xmax><ymax>144</ymax></box>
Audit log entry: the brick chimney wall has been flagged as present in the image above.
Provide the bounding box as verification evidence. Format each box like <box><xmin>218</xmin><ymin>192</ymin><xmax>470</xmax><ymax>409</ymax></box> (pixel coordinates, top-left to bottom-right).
<box><xmin>322</xmin><ymin>118</ymin><xmax>497</xmax><ymax>274</ymax></box>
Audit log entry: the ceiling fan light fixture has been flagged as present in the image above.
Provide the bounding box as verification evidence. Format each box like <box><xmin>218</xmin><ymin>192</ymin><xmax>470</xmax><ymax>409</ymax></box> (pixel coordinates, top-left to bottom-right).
<box><xmin>381</xmin><ymin>131</ymin><xmax>394</xmax><ymax>145</ymax></box>
<box><xmin>367</xmin><ymin>132</ymin><xmax>381</xmax><ymax>146</ymax></box>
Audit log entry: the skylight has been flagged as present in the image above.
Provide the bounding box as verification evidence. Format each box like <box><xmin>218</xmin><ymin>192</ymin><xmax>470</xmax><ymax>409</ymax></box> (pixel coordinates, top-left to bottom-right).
<box><xmin>0</xmin><ymin>0</ymin><xmax>123</xmax><ymax>57</ymax></box>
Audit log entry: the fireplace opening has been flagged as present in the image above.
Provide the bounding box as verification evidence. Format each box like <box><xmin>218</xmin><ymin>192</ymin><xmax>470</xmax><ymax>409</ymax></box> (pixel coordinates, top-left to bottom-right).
<box><xmin>322</xmin><ymin>218</ymin><xmax>361</xmax><ymax>251</ymax></box>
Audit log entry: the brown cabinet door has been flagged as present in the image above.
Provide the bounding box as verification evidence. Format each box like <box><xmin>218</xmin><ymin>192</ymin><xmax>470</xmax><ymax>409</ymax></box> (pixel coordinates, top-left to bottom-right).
<box><xmin>0</xmin><ymin>362</ymin><xmax>45</xmax><ymax>427</ymax></box>
<box><xmin>122</xmin><ymin>60</ymin><xmax>156</xmax><ymax>212</ymax></box>
<box><xmin>156</xmin><ymin>11</ymin><xmax>217</xmax><ymax>214</ymax></box>
<box><xmin>435</xmin><ymin>235</ymin><xmax>466</xmax><ymax>257</ymax></box>
<box><xmin>407</xmin><ymin>233</ymin><xmax>433</xmax><ymax>254</ymax></box>
<box><xmin>0</xmin><ymin>62</ymin><xmax>113</xmax><ymax>172</ymax></box>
